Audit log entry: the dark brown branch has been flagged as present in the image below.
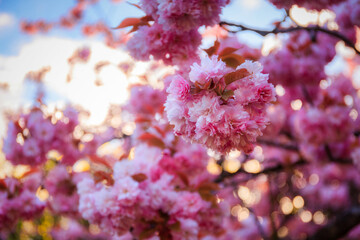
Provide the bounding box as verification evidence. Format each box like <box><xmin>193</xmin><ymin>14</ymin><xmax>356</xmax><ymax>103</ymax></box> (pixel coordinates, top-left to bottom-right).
<box><xmin>307</xmin><ymin>206</ymin><xmax>360</xmax><ymax>240</ymax></box>
<box><xmin>219</xmin><ymin>21</ymin><xmax>360</xmax><ymax>55</ymax></box>
<box><xmin>214</xmin><ymin>158</ymin><xmax>307</xmax><ymax>183</ymax></box>
<box><xmin>249</xmin><ymin>207</ymin><xmax>269</xmax><ymax>240</ymax></box>
<box><xmin>301</xmin><ymin>84</ymin><xmax>314</xmax><ymax>106</ymax></box>
<box><xmin>324</xmin><ymin>144</ymin><xmax>353</xmax><ymax>164</ymax></box>
<box><xmin>257</xmin><ymin>139</ymin><xmax>299</xmax><ymax>152</ymax></box>
<box><xmin>354</xmin><ymin>130</ymin><xmax>360</xmax><ymax>137</ymax></box>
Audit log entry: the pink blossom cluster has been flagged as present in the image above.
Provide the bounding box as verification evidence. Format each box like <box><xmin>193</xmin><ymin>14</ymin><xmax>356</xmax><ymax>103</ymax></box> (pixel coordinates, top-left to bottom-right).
<box><xmin>293</xmin><ymin>105</ymin><xmax>354</xmax><ymax>145</ymax></box>
<box><xmin>269</xmin><ymin>0</ymin><xmax>346</xmax><ymax>10</ymax></box>
<box><xmin>261</xmin><ymin>31</ymin><xmax>336</xmax><ymax>86</ymax></box>
<box><xmin>301</xmin><ymin>164</ymin><xmax>358</xmax><ymax>210</ymax></box>
<box><xmin>262</xmin><ymin>104</ymin><xmax>287</xmax><ymax>137</ymax></box>
<box><xmin>333</xmin><ymin>0</ymin><xmax>360</xmax><ymax>43</ymax></box>
<box><xmin>0</xmin><ymin>176</ymin><xmax>45</xmax><ymax>232</ymax></box>
<box><xmin>293</xmin><ymin>75</ymin><xmax>356</xmax><ymax>145</ymax></box>
<box><xmin>45</xmin><ymin>165</ymin><xmax>84</xmax><ymax>215</ymax></box>
<box><xmin>127</xmin><ymin>24</ymin><xmax>201</xmax><ymax>66</ymax></box>
<box><xmin>141</xmin><ymin>0</ymin><xmax>228</xmax><ymax>32</ymax></box>
<box><xmin>165</xmin><ymin>55</ymin><xmax>276</xmax><ymax>154</ymax></box>
<box><xmin>124</xmin><ymin>84</ymin><xmax>166</xmax><ymax>120</ymax></box>
<box><xmin>77</xmin><ymin>144</ymin><xmax>223</xmax><ymax>239</ymax></box>
<box><xmin>127</xmin><ymin>0</ymin><xmax>228</xmax><ymax>65</ymax></box>
<box><xmin>2</xmin><ymin>107</ymin><xmax>97</xmax><ymax>166</ymax></box>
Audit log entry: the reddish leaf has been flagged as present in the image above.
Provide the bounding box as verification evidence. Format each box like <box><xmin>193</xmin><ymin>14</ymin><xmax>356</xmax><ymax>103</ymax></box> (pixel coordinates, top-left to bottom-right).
<box><xmin>135</xmin><ymin>116</ymin><xmax>152</xmax><ymax>123</ymax></box>
<box><xmin>214</xmin><ymin>229</ymin><xmax>227</xmax><ymax>237</ymax></box>
<box><xmin>132</xmin><ymin>173</ymin><xmax>148</xmax><ymax>182</ymax></box>
<box><xmin>113</xmin><ymin>17</ymin><xmax>141</xmax><ymax>29</ymax></box>
<box><xmin>94</xmin><ymin>61</ymin><xmax>110</xmax><ymax>72</ymax></box>
<box><xmin>169</xmin><ymin>221</ymin><xmax>181</xmax><ymax>231</ymax></box>
<box><xmin>138</xmin><ymin>133</ymin><xmax>166</xmax><ymax>149</ymax></box>
<box><xmin>19</xmin><ymin>168</ymin><xmax>39</xmax><ymax>179</ymax></box>
<box><xmin>197</xmin><ymin>181</ymin><xmax>219</xmax><ymax>205</ymax></box>
<box><xmin>127</xmin><ymin>2</ymin><xmax>142</xmax><ymax>9</ymax></box>
<box><xmin>221</xmin><ymin>54</ymin><xmax>245</xmax><ymax>68</ymax></box>
<box><xmin>218</xmin><ymin>47</ymin><xmax>238</xmax><ymax>58</ymax></box>
<box><xmin>198</xmin><ymin>190</ymin><xmax>214</xmax><ymax>201</ymax></box>
<box><xmin>176</xmin><ymin>171</ymin><xmax>190</xmax><ymax>186</ymax></box>
<box><xmin>94</xmin><ymin>171</ymin><xmax>114</xmax><ymax>185</ymax></box>
<box><xmin>224</xmin><ymin>68</ymin><xmax>250</xmax><ymax>86</ymax></box>
<box><xmin>118</xmin><ymin>153</ymin><xmax>128</xmax><ymax>161</ymax></box>
<box><xmin>88</xmin><ymin>155</ymin><xmax>112</xmax><ymax>168</ymax></box>
<box><xmin>143</xmin><ymin>104</ymin><xmax>155</xmax><ymax>115</ymax></box>
<box><xmin>214</xmin><ymin>83</ymin><xmax>225</xmax><ymax>96</ymax></box>
<box><xmin>190</xmin><ymin>86</ymin><xmax>202</xmax><ymax>94</ymax></box>
<box><xmin>197</xmin><ymin>182</ymin><xmax>220</xmax><ymax>192</ymax></box>
<box><xmin>194</xmin><ymin>79</ymin><xmax>212</xmax><ymax>90</ymax></box>
<box><xmin>204</xmin><ymin>40</ymin><xmax>220</xmax><ymax>57</ymax></box>
<box><xmin>139</xmin><ymin>228</ymin><xmax>157</xmax><ymax>240</ymax></box>
<box><xmin>140</xmin><ymin>15</ymin><xmax>153</xmax><ymax>22</ymax></box>
<box><xmin>127</xmin><ymin>15</ymin><xmax>153</xmax><ymax>33</ymax></box>
<box><xmin>153</xmin><ymin>125</ymin><xmax>166</xmax><ymax>137</ymax></box>
<box><xmin>0</xmin><ymin>179</ymin><xmax>6</xmax><ymax>191</ymax></box>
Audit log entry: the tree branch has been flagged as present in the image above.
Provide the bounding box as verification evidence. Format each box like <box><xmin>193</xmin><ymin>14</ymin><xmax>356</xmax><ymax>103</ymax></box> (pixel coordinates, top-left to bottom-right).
<box><xmin>214</xmin><ymin>158</ymin><xmax>307</xmax><ymax>183</ymax></box>
<box><xmin>219</xmin><ymin>21</ymin><xmax>360</xmax><ymax>55</ymax></box>
<box><xmin>307</xmin><ymin>206</ymin><xmax>360</xmax><ymax>240</ymax></box>
<box><xmin>257</xmin><ymin>139</ymin><xmax>299</xmax><ymax>152</ymax></box>
<box><xmin>324</xmin><ymin>144</ymin><xmax>353</xmax><ymax>164</ymax></box>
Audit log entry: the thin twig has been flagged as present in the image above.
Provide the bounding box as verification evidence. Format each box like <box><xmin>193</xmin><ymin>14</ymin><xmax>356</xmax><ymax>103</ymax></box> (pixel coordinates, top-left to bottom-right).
<box><xmin>301</xmin><ymin>84</ymin><xmax>314</xmax><ymax>106</ymax></box>
<box><xmin>257</xmin><ymin>139</ymin><xmax>299</xmax><ymax>152</ymax></box>
<box><xmin>248</xmin><ymin>207</ymin><xmax>269</xmax><ymax>240</ymax></box>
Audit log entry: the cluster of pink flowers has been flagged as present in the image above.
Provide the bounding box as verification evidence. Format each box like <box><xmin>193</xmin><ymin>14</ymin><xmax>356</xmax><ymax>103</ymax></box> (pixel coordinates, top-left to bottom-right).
<box><xmin>127</xmin><ymin>0</ymin><xmax>228</xmax><ymax>65</ymax></box>
<box><xmin>301</xmin><ymin>163</ymin><xmax>359</xmax><ymax>211</ymax></box>
<box><xmin>0</xmin><ymin>175</ymin><xmax>45</xmax><ymax>233</ymax></box>
<box><xmin>77</xmin><ymin>144</ymin><xmax>223</xmax><ymax>239</ymax></box>
<box><xmin>127</xmin><ymin>24</ymin><xmax>201</xmax><ymax>66</ymax></box>
<box><xmin>261</xmin><ymin>31</ymin><xmax>336</xmax><ymax>86</ymax></box>
<box><xmin>269</xmin><ymin>0</ymin><xmax>346</xmax><ymax>10</ymax></box>
<box><xmin>333</xmin><ymin>0</ymin><xmax>360</xmax><ymax>43</ymax></box>
<box><xmin>124</xmin><ymin>84</ymin><xmax>166</xmax><ymax>120</ymax></box>
<box><xmin>142</xmin><ymin>0</ymin><xmax>228</xmax><ymax>32</ymax></box>
<box><xmin>74</xmin><ymin>83</ymin><xmax>227</xmax><ymax>239</ymax></box>
<box><xmin>2</xmin><ymin>106</ymin><xmax>97</xmax><ymax>166</ymax></box>
<box><xmin>44</xmin><ymin>165</ymin><xmax>84</xmax><ymax>215</ymax></box>
<box><xmin>293</xmin><ymin>105</ymin><xmax>354</xmax><ymax>145</ymax></box>
<box><xmin>293</xmin><ymin>75</ymin><xmax>356</xmax><ymax>145</ymax></box>
<box><xmin>165</xmin><ymin>55</ymin><xmax>276</xmax><ymax>154</ymax></box>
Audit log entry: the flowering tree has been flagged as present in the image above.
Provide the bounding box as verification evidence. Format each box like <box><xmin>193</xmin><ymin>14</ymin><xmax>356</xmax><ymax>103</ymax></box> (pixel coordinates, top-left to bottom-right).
<box><xmin>1</xmin><ymin>0</ymin><xmax>360</xmax><ymax>239</ymax></box>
